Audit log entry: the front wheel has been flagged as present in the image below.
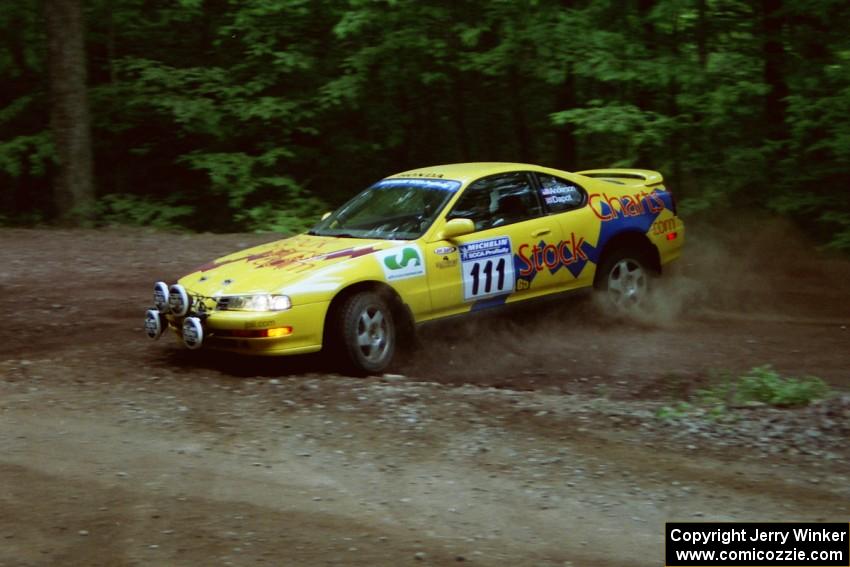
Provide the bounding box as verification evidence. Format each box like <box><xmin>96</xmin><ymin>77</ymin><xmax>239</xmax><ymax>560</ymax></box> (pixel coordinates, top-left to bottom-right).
<box><xmin>594</xmin><ymin>250</ymin><xmax>653</xmax><ymax>313</ymax></box>
<box><xmin>333</xmin><ymin>292</ymin><xmax>396</xmax><ymax>375</ymax></box>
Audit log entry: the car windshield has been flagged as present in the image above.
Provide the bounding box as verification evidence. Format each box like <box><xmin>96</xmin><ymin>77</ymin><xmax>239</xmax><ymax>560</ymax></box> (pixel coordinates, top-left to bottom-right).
<box><xmin>309</xmin><ymin>178</ymin><xmax>461</xmax><ymax>240</ymax></box>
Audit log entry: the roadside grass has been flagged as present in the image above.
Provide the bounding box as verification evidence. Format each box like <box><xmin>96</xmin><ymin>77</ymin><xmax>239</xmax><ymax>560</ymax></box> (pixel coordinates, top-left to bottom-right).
<box><xmin>656</xmin><ymin>365</ymin><xmax>831</xmax><ymax>421</ymax></box>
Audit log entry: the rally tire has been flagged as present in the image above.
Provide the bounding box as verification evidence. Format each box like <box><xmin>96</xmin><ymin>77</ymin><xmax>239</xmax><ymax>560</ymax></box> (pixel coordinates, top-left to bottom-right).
<box><xmin>594</xmin><ymin>247</ymin><xmax>654</xmax><ymax>313</ymax></box>
<box><xmin>332</xmin><ymin>292</ymin><xmax>396</xmax><ymax>375</ymax></box>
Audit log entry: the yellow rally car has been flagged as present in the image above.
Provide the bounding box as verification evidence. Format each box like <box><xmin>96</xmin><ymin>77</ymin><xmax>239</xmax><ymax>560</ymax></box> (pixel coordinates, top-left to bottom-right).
<box><xmin>144</xmin><ymin>163</ymin><xmax>684</xmax><ymax>373</ymax></box>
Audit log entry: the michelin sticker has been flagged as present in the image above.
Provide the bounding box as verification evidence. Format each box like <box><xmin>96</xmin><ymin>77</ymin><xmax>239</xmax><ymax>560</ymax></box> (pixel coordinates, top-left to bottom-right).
<box><xmin>377</xmin><ymin>245</ymin><xmax>426</xmax><ymax>281</ymax></box>
<box><xmin>459</xmin><ymin>236</ymin><xmax>514</xmax><ymax>301</ymax></box>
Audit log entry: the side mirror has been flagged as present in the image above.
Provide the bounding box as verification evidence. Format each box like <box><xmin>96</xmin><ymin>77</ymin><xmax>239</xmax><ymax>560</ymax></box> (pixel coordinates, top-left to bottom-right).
<box><xmin>439</xmin><ymin>218</ymin><xmax>475</xmax><ymax>240</ymax></box>
<box><xmin>320</xmin><ymin>211</ymin><xmax>332</xmax><ymax>221</ymax></box>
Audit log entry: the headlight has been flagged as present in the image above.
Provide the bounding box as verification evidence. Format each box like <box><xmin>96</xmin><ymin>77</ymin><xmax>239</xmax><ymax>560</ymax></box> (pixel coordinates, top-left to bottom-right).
<box><xmin>218</xmin><ymin>294</ymin><xmax>292</xmax><ymax>312</ymax></box>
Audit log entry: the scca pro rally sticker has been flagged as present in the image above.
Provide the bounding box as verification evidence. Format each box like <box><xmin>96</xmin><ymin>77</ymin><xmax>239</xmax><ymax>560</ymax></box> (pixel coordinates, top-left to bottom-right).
<box><xmin>377</xmin><ymin>245</ymin><xmax>426</xmax><ymax>281</ymax></box>
<box><xmin>459</xmin><ymin>236</ymin><xmax>514</xmax><ymax>301</ymax></box>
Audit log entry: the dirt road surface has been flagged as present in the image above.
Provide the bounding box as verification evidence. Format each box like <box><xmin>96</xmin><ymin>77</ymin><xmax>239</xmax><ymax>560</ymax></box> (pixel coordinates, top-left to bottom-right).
<box><xmin>0</xmin><ymin>224</ymin><xmax>848</xmax><ymax>566</ymax></box>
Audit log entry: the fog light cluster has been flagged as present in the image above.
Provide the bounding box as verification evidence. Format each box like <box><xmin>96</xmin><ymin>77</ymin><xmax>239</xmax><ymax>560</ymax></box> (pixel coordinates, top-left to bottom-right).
<box><xmin>152</xmin><ymin>281</ymin><xmax>193</xmax><ymax>316</ymax></box>
<box><xmin>153</xmin><ymin>282</ymin><xmax>170</xmax><ymax>313</ymax></box>
<box><xmin>145</xmin><ymin>281</ymin><xmax>206</xmax><ymax>349</ymax></box>
<box><xmin>182</xmin><ymin>316</ymin><xmax>204</xmax><ymax>349</ymax></box>
<box><xmin>168</xmin><ymin>284</ymin><xmax>191</xmax><ymax>316</ymax></box>
<box><xmin>144</xmin><ymin>309</ymin><xmax>166</xmax><ymax>340</ymax></box>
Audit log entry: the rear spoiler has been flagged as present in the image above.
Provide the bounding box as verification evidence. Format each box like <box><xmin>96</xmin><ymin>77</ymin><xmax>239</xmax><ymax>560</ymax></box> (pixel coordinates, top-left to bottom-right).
<box><xmin>576</xmin><ymin>168</ymin><xmax>664</xmax><ymax>188</ymax></box>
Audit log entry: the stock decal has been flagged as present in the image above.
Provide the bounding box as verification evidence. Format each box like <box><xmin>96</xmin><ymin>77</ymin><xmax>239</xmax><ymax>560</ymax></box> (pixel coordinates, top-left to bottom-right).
<box><xmin>516</xmin><ymin>232</ymin><xmax>594</xmax><ymax>280</ymax></box>
<box><xmin>459</xmin><ymin>237</ymin><xmax>514</xmax><ymax>301</ymax></box>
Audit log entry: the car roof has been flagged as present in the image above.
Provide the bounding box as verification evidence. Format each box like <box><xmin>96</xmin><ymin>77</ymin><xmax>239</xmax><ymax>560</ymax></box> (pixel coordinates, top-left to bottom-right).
<box><xmin>386</xmin><ymin>162</ymin><xmax>556</xmax><ymax>185</ymax></box>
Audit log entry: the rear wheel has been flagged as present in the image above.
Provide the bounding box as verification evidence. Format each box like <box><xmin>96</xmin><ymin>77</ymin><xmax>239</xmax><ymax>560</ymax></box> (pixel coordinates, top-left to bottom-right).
<box><xmin>333</xmin><ymin>292</ymin><xmax>396</xmax><ymax>375</ymax></box>
<box><xmin>595</xmin><ymin>249</ymin><xmax>653</xmax><ymax>312</ymax></box>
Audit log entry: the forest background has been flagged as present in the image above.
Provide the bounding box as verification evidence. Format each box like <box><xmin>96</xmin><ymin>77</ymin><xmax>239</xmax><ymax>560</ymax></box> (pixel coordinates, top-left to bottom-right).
<box><xmin>2</xmin><ymin>0</ymin><xmax>849</xmax><ymax>249</ymax></box>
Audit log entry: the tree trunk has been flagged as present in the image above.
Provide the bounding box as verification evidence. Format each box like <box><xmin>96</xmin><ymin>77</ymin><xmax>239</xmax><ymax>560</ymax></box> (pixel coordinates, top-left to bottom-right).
<box><xmin>761</xmin><ymin>0</ymin><xmax>788</xmax><ymax>141</ymax></box>
<box><xmin>45</xmin><ymin>0</ymin><xmax>95</xmax><ymax>224</ymax></box>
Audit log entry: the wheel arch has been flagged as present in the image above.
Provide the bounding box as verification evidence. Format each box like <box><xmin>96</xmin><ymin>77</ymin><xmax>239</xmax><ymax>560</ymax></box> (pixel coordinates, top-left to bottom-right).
<box><xmin>594</xmin><ymin>230</ymin><xmax>661</xmax><ymax>286</ymax></box>
<box><xmin>322</xmin><ymin>280</ymin><xmax>415</xmax><ymax>349</ymax></box>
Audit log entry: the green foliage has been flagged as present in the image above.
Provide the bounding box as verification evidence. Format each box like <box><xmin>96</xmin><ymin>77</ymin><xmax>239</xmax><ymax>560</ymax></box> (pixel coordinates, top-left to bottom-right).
<box><xmin>656</xmin><ymin>400</ymin><xmax>729</xmax><ymax>422</ymax></box>
<box><xmin>659</xmin><ymin>366</ymin><xmax>831</xmax><ymax>423</ymax></box>
<box><xmin>241</xmin><ymin>200</ymin><xmax>325</xmax><ymax>234</ymax></box>
<box><xmin>0</xmin><ymin>210</ymin><xmax>44</xmax><ymax>226</ymax></box>
<box><xmin>0</xmin><ymin>131</ymin><xmax>54</xmax><ymax>177</ymax></box>
<box><xmin>551</xmin><ymin>102</ymin><xmax>676</xmax><ymax>166</ymax></box>
<box><xmin>729</xmin><ymin>365</ymin><xmax>829</xmax><ymax>408</ymax></box>
<box><xmin>655</xmin><ymin>401</ymin><xmax>695</xmax><ymax>421</ymax></box>
<box><xmin>94</xmin><ymin>194</ymin><xmax>194</xmax><ymax>230</ymax></box>
<box><xmin>178</xmin><ymin>149</ymin><xmax>327</xmax><ymax>232</ymax></box>
<box><xmin>820</xmin><ymin>212</ymin><xmax>850</xmax><ymax>251</ymax></box>
<box><xmin>0</xmin><ymin>0</ymin><xmax>849</xmax><ymax>242</ymax></box>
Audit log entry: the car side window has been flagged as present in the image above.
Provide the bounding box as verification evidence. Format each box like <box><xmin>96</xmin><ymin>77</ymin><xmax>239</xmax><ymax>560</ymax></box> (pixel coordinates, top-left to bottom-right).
<box><xmin>447</xmin><ymin>172</ymin><xmax>542</xmax><ymax>231</ymax></box>
<box><xmin>536</xmin><ymin>174</ymin><xmax>585</xmax><ymax>213</ymax></box>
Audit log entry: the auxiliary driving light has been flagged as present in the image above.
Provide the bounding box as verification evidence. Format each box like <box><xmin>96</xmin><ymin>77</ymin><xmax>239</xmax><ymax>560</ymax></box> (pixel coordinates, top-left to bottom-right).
<box><xmin>265</xmin><ymin>326</ymin><xmax>293</xmax><ymax>338</ymax></box>
<box><xmin>153</xmin><ymin>281</ymin><xmax>170</xmax><ymax>313</ymax></box>
<box><xmin>144</xmin><ymin>309</ymin><xmax>165</xmax><ymax>339</ymax></box>
<box><xmin>182</xmin><ymin>316</ymin><xmax>203</xmax><ymax>350</ymax></box>
<box><xmin>169</xmin><ymin>284</ymin><xmax>191</xmax><ymax>316</ymax></box>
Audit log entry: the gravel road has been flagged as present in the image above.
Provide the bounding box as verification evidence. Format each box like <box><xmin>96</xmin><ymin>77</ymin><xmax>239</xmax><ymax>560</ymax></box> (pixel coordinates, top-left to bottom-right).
<box><xmin>0</xmin><ymin>225</ymin><xmax>847</xmax><ymax>566</ymax></box>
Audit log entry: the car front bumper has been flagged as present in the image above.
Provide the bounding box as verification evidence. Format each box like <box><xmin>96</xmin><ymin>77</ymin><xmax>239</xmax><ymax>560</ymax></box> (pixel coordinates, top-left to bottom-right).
<box><xmin>166</xmin><ymin>300</ymin><xmax>329</xmax><ymax>355</ymax></box>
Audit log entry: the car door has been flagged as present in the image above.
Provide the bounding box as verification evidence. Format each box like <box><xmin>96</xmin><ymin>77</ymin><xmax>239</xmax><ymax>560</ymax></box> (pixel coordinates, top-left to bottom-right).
<box><xmin>533</xmin><ymin>172</ymin><xmax>599</xmax><ymax>290</ymax></box>
<box><xmin>424</xmin><ymin>172</ymin><xmax>564</xmax><ymax>319</ymax></box>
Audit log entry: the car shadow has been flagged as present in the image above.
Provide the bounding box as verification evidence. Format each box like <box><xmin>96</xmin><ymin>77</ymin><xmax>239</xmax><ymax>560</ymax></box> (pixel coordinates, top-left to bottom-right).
<box><xmin>159</xmin><ymin>347</ymin><xmax>333</xmax><ymax>378</ymax></box>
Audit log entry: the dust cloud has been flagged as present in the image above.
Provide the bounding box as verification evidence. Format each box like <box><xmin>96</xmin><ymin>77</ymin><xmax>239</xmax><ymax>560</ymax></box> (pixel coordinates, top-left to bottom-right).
<box><xmin>401</xmin><ymin>216</ymin><xmax>850</xmax><ymax>389</ymax></box>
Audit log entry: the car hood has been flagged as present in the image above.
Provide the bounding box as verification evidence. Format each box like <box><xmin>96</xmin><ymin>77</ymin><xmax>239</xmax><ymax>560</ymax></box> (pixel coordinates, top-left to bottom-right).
<box><xmin>178</xmin><ymin>234</ymin><xmax>390</xmax><ymax>297</ymax></box>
